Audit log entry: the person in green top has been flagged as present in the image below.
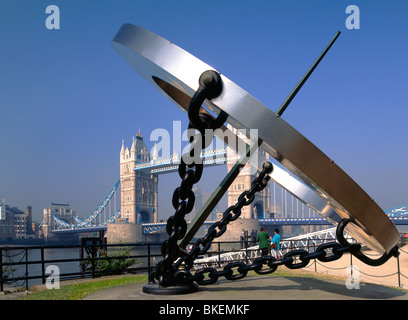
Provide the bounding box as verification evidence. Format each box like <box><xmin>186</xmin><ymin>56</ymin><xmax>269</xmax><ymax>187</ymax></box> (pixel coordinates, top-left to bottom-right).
<box><xmin>257</xmin><ymin>227</ymin><xmax>270</xmax><ymax>256</ymax></box>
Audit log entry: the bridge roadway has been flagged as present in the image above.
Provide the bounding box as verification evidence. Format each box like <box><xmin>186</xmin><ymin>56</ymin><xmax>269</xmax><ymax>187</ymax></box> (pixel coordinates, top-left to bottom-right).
<box><xmin>52</xmin><ymin>216</ymin><xmax>408</xmax><ymax>234</ymax></box>
<box><xmin>141</xmin><ymin>218</ymin><xmax>333</xmax><ymax>235</ymax></box>
<box><xmin>141</xmin><ymin>216</ymin><xmax>408</xmax><ymax>235</ymax></box>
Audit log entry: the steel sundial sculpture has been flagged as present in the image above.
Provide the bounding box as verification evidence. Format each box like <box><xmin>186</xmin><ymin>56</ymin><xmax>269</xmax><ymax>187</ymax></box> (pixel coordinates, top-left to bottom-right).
<box><xmin>111</xmin><ymin>24</ymin><xmax>400</xmax><ymax>294</ymax></box>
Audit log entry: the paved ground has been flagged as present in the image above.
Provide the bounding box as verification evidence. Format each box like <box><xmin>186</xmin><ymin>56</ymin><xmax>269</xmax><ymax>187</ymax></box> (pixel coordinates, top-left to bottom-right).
<box><xmin>84</xmin><ymin>276</ymin><xmax>408</xmax><ymax>300</ymax></box>
<box><xmin>0</xmin><ymin>284</ymin><xmax>26</xmax><ymax>300</ymax></box>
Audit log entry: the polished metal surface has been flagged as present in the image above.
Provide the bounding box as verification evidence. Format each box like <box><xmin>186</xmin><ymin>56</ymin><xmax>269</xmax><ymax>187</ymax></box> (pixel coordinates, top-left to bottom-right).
<box><xmin>112</xmin><ymin>24</ymin><xmax>400</xmax><ymax>254</ymax></box>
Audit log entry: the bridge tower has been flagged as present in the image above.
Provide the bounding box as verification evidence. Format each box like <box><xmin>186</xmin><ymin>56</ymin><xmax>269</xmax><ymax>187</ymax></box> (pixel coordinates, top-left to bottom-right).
<box><xmin>120</xmin><ymin>130</ymin><xmax>158</xmax><ymax>224</ymax></box>
<box><xmin>226</xmin><ymin>128</ymin><xmax>271</xmax><ymax>220</ymax></box>
<box><xmin>220</xmin><ymin>127</ymin><xmax>271</xmax><ymax>245</ymax></box>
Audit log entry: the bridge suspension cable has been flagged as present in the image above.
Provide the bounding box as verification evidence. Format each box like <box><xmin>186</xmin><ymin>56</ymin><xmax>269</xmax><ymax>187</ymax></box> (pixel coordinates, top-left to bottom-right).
<box><xmin>51</xmin><ymin>179</ymin><xmax>121</xmax><ymax>231</ymax></box>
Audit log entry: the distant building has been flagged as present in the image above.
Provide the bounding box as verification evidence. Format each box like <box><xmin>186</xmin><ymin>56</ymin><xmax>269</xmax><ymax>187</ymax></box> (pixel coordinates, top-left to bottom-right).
<box><xmin>41</xmin><ymin>202</ymin><xmax>77</xmax><ymax>239</ymax></box>
<box><xmin>0</xmin><ymin>197</ymin><xmax>5</xmax><ymax>220</ymax></box>
<box><xmin>0</xmin><ymin>198</ymin><xmax>15</xmax><ymax>240</ymax></box>
<box><xmin>13</xmin><ymin>206</ymin><xmax>34</xmax><ymax>239</ymax></box>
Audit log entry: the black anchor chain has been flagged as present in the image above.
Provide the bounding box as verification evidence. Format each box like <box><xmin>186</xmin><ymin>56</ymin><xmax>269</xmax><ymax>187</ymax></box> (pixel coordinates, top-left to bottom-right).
<box><xmin>152</xmin><ymin>70</ymin><xmax>227</xmax><ymax>287</ymax></box>
<box><xmin>150</xmin><ymin>70</ymin><xmax>400</xmax><ymax>289</ymax></box>
<box><xmin>153</xmin><ymin>157</ymin><xmax>399</xmax><ymax>287</ymax></box>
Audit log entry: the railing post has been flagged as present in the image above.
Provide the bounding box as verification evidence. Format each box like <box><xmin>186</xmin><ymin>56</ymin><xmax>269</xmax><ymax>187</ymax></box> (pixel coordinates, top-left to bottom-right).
<box><xmin>79</xmin><ymin>244</ymin><xmax>84</xmax><ymax>278</ymax></box>
<box><xmin>314</xmin><ymin>243</ymin><xmax>317</xmax><ymax>272</ymax></box>
<box><xmin>218</xmin><ymin>242</ymin><xmax>221</xmax><ymax>268</ymax></box>
<box><xmin>25</xmin><ymin>248</ymin><xmax>29</xmax><ymax>291</ymax></box>
<box><xmin>245</xmin><ymin>243</ymin><xmax>249</xmax><ymax>264</ymax></box>
<box><xmin>0</xmin><ymin>248</ymin><xmax>3</xmax><ymax>292</ymax></box>
<box><xmin>147</xmin><ymin>244</ymin><xmax>151</xmax><ymax>274</ymax></box>
<box><xmin>350</xmin><ymin>253</ymin><xmax>353</xmax><ymax>277</ymax></box>
<box><xmin>397</xmin><ymin>254</ymin><xmax>401</xmax><ymax>288</ymax></box>
<box><xmin>41</xmin><ymin>247</ymin><xmax>45</xmax><ymax>284</ymax></box>
<box><xmin>91</xmin><ymin>244</ymin><xmax>96</xmax><ymax>278</ymax></box>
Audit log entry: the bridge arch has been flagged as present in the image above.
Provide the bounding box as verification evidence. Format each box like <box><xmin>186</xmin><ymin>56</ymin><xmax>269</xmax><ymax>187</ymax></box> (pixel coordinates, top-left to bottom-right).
<box><xmin>252</xmin><ymin>202</ymin><xmax>264</xmax><ymax>219</ymax></box>
<box><xmin>137</xmin><ymin>211</ymin><xmax>150</xmax><ymax>223</ymax></box>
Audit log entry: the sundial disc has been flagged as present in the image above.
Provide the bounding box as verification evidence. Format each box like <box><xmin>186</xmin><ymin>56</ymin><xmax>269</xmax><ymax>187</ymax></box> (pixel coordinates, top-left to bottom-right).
<box><xmin>112</xmin><ymin>24</ymin><xmax>399</xmax><ymax>254</ymax></box>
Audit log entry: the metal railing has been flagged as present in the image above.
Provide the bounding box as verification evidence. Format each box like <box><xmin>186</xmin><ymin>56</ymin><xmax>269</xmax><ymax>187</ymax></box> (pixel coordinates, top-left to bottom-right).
<box><xmin>0</xmin><ymin>242</ymin><xmax>163</xmax><ymax>291</ymax></box>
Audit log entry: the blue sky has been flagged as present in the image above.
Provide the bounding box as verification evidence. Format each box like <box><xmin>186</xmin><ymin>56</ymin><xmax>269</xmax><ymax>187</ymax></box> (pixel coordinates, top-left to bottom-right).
<box><xmin>0</xmin><ymin>0</ymin><xmax>407</xmax><ymax>222</ymax></box>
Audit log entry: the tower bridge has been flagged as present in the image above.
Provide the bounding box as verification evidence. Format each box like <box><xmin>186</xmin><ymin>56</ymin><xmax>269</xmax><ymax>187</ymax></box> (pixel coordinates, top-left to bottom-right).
<box><xmin>117</xmin><ymin>129</ymin><xmax>273</xmax><ymax>227</ymax></box>
<box><xmin>46</xmin><ymin>130</ymin><xmax>408</xmax><ymax>243</ymax></box>
<box><xmin>48</xmin><ymin>130</ymin><xmax>274</xmax><ymax>240</ymax></box>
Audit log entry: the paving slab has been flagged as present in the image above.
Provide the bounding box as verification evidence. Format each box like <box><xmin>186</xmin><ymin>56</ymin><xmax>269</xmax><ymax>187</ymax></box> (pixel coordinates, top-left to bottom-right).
<box><xmin>84</xmin><ymin>276</ymin><xmax>408</xmax><ymax>300</ymax></box>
